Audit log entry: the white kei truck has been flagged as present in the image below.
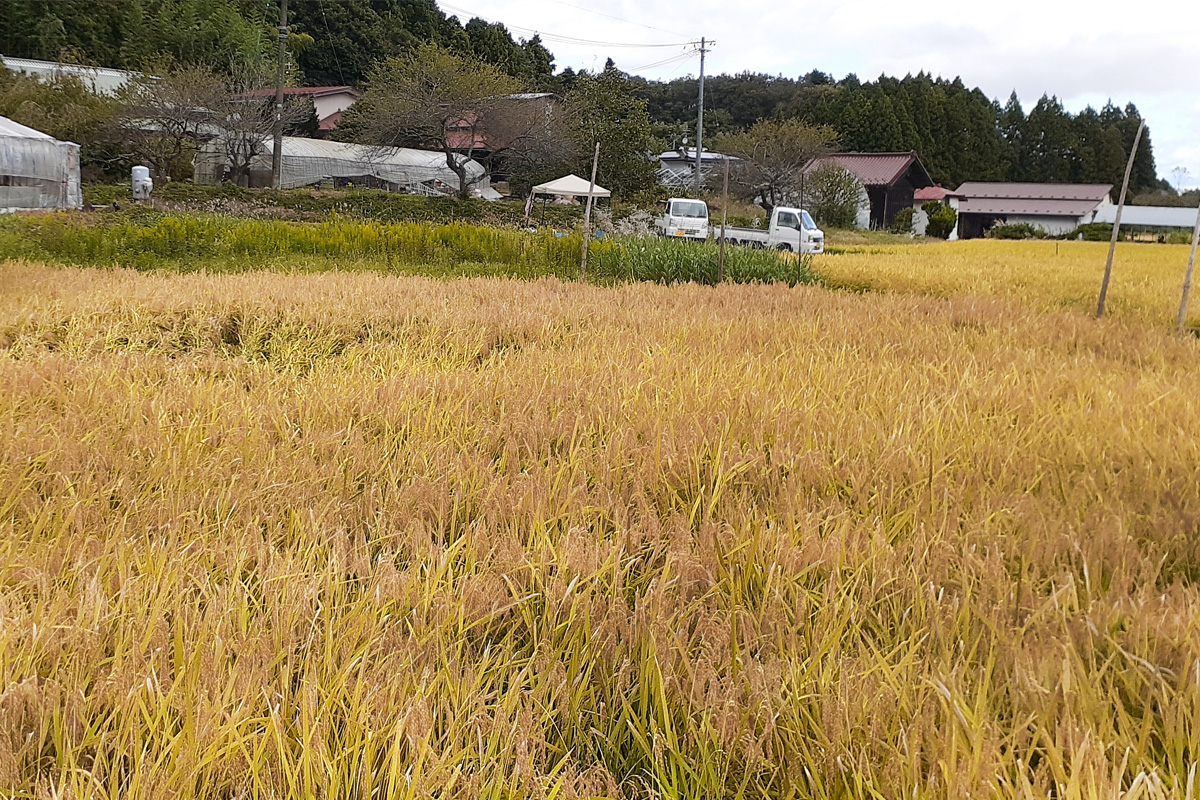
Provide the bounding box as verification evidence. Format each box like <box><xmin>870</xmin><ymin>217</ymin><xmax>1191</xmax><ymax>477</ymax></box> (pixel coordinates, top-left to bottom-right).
<box><xmin>717</xmin><ymin>207</ymin><xmax>825</xmax><ymax>254</ymax></box>
<box><xmin>655</xmin><ymin>198</ymin><xmax>710</xmax><ymax>241</ymax></box>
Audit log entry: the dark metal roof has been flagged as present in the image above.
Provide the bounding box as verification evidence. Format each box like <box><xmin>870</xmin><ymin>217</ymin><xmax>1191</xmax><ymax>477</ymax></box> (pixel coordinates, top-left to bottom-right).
<box><xmin>808</xmin><ymin>152</ymin><xmax>933</xmax><ymax>188</ymax></box>
<box><xmin>954</xmin><ymin>182</ymin><xmax>1112</xmax><ymax>217</ymax></box>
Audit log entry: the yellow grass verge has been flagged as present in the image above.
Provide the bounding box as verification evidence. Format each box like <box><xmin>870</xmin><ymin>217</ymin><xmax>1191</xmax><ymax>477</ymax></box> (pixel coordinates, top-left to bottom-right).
<box><xmin>1</xmin><ymin>259</ymin><xmax>1198</xmax><ymax>799</ymax></box>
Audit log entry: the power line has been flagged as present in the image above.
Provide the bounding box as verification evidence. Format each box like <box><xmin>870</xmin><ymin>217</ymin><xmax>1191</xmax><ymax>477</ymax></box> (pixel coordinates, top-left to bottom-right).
<box><xmin>317</xmin><ymin>0</ymin><xmax>347</xmax><ymax>86</ymax></box>
<box><xmin>628</xmin><ymin>50</ymin><xmax>696</xmax><ymax>73</ymax></box>
<box><xmin>439</xmin><ymin>3</ymin><xmax>692</xmax><ymax>49</ymax></box>
<box><xmin>541</xmin><ymin>0</ymin><xmax>690</xmax><ymax>38</ymax></box>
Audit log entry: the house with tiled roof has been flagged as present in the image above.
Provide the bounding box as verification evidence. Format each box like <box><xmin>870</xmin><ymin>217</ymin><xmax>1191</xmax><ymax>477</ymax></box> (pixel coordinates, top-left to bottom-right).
<box><xmin>238</xmin><ymin>86</ymin><xmax>359</xmax><ymax>134</ymax></box>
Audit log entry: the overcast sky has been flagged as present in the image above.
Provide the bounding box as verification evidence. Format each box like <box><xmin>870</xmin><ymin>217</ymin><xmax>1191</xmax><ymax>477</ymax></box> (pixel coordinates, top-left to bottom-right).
<box><xmin>449</xmin><ymin>0</ymin><xmax>1200</xmax><ymax>191</ymax></box>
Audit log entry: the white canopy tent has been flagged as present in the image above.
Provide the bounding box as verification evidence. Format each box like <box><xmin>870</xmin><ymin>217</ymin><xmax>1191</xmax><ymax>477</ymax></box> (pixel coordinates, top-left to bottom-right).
<box><xmin>531</xmin><ymin>173</ymin><xmax>610</xmax><ymax>198</ymax></box>
<box><xmin>194</xmin><ymin>136</ymin><xmax>490</xmax><ymax>196</ymax></box>
<box><xmin>0</xmin><ymin>115</ymin><xmax>82</xmax><ymax>213</ymax></box>
<box><xmin>527</xmin><ymin>173</ymin><xmax>610</xmax><ymax>225</ymax></box>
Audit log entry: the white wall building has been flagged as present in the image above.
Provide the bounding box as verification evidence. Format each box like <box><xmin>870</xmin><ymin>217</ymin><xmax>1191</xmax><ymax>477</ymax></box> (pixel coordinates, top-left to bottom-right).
<box><xmin>1</xmin><ymin>55</ymin><xmax>137</xmax><ymax>96</ymax></box>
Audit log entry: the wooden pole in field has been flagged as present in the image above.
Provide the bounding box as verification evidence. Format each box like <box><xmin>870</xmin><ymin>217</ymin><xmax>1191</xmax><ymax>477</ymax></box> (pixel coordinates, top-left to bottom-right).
<box><xmin>1096</xmin><ymin>119</ymin><xmax>1144</xmax><ymax>318</ymax></box>
<box><xmin>271</xmin><ymin>0</ymin><xmax>288</xmax><ymax>190</ymax></box>
<box><xmin>1177</xmin><ymin>199</ymin><xmax>1200</xmax><ymax>331</ymax></box>
<box><xmin>718</xmin><ymin>157</ymin><xmax>729</xmax><ymax>283</ymax></box>
<box><xmin>580</xmin><ymin>142</ymin><xmax>601</xmax><ymax>282</ymax></box>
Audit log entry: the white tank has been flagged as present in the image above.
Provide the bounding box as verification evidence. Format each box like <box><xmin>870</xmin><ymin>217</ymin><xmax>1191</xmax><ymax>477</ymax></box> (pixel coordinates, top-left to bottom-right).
<box><xmin>132</xmin><ymin>166</ymin><xmax>153</xmax><ymax>201</ymax></box>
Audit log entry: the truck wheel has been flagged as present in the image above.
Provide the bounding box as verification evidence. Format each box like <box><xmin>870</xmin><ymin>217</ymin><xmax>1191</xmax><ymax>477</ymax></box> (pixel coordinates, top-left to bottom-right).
<box><xmin>776</xmin><ymin>243</ymin><xmax>793</xmax><ymax>252</ymax></box>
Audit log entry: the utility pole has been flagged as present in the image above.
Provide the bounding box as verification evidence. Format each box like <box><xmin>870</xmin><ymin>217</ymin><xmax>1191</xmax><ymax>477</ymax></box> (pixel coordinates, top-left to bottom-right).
<box><xmin>271</xmin><ymin>0</ymin><xmax>288</xmax><ymax>191</ymax></box>
<box><xmin>694</xmin><ymin>36</ymin><xmax>708</xmax><ymax>196</ymax></box>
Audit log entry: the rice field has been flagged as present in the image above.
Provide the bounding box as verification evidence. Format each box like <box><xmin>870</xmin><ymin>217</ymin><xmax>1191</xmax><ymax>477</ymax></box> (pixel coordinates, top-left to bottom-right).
<box><xmin>821</xmin><ymin>239</ymin><xmax>1200</xmax><ymax>327</ymax></box>
<box><xmin>1</xmin><ymin>238</ymin><xmax>1200</xmax><ymax>800</ymax></box>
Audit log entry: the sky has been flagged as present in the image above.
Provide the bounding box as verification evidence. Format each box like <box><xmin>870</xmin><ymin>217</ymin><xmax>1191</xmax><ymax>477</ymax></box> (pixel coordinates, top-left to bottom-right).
<box><xmin>447</xmin><ymin>0</ymin><xmax>1200</xmax><ymax>191</ymax></box>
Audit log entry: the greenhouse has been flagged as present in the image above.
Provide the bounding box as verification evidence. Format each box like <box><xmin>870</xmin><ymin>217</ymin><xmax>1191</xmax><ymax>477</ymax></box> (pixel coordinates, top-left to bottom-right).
<box><xmin>193</xmin><ymin>136</ymin><xmax>489</xmax><ymax>196</ymax></box>
<box><xmin>0</xmin><ymin>115</ymin><xmax>83</xmax><ymax>213</ymax></box>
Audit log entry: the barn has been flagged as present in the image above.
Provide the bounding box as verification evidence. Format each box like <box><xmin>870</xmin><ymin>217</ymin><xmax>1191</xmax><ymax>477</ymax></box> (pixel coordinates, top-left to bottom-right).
<box><xmin>954</xmin><ymin>183</ymin><xmax>1113</xmax><ymax>238</ymax></box>
<box><xmin>806</xmin><ymin>152</ymin><xmax>934</xmax><ymax>229</ymax></box>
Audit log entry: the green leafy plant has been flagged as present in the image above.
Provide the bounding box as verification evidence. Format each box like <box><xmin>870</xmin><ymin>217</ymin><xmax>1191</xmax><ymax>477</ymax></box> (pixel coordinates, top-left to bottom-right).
<box><xmin>925</xmin><ymin>205</ymin><xmax>958</xmax><ymax>239</ymax></box>
<box><xmin>988</xmin><ymin>222</ymin><xmax>1044</xmax><ymax>240</ymax></box>
<box><xmin>890</xmin><ymin>207</ymin><xmax>914</xmax><ymax>234</ymax></box>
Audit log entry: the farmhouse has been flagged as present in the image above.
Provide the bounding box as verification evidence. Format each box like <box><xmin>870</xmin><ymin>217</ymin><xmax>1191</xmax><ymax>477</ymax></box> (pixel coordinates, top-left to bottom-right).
<box><xmin>806</xmin><ymin>151</ymin><xmax>933</xmax><ymax>229</ymax></box>
<box><xmin>238</xmin><ymin>86</ymin><xmax>360</xmax><ymax>135</ymax></box>
<box><xmin>446</xmin><ymin>93</ymin><xmax>560</xmax><ymax>182</ymax></box>
<box><xmin>954</xmin><ymin>182</ymin><xmax>1113</xmax><ymax>238</ymax></box>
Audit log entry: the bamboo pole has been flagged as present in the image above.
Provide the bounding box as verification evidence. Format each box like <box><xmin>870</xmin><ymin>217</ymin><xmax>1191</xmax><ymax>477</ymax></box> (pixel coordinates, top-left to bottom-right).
<box><xmin>580</xmin><ymin>142</ymin><xmax>600</xmax><ymax>282</ymax></box>
<box><xmin>718</xmin><ymin>157</ymin><xmax>729</xmax><ymax>283</ymax></box>
<box><xmin>1177</xmin><ymin>199</ymin><xmax>1200</xmax><ymax>331</ymax></box>
<box><xmin>1096</xmin><ymin>119</ymin><xmax>1144</xmax><ymax>318</ymax></box>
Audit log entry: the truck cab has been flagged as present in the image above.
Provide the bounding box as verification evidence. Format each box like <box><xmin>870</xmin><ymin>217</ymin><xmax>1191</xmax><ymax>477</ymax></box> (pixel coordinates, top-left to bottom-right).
<box><xmin>769</xmin><ymin>207</ymin><xmax>824</xmax><ymax>254</ymax></box>
<box><xmin>656</xmin><ymin>198</ymin><xmax>710</xmax><ymax>241</ymax></box>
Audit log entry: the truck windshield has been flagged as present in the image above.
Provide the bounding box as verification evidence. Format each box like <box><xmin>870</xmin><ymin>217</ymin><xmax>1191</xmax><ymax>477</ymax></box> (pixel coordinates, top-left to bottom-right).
<box><xmin>801</xmin><ymin>211</ymin><xmax>817</xmax><ymax>230</ymax></box>
<box><xmin>670</xmin><ymin>201</ymin><xmax>707</xmax><ymax>218</ymax></box>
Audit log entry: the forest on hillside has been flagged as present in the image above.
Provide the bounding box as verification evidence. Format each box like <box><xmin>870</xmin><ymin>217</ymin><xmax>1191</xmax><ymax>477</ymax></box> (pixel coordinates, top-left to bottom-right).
<box><xmin>0</xmin><ymin>0</ymin><xmax>1168</xmax><ymax>193</ymax></box>
<box><xmin>634</xmin><ymin>71</ymin><xmax>1160</xmax><ymax>192</ymax></box>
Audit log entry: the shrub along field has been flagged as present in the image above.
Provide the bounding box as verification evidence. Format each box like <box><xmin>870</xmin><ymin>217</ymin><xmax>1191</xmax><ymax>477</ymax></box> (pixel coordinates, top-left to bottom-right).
<box><xmin>1</xmin><ymin>237</ymin><xmax>1199</xmax><ymax>799</ymax></box>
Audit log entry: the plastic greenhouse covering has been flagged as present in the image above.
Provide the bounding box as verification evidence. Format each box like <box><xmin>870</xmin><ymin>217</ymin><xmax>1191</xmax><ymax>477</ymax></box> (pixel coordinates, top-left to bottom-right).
<box><xmin>194</xmin><ymin>136</ymin><xmax>488</xmax><ymax>196</ymax></box>
<box><xmin>0</xmin><ymin>116</ymin><xmax>83</xmax><ymax>212</ymax></box>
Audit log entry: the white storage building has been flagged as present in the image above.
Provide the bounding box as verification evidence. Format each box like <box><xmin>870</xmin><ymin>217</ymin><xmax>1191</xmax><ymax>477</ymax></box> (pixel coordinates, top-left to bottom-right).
<box><xmin>0</xmin><ymin>115</ymin><xmax>82</xmax><ymax>213</ymax></box>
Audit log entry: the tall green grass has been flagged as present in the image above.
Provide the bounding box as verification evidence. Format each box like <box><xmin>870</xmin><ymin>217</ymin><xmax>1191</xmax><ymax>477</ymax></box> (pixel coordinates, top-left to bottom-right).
<box><xmin>0</xmin><ymin>213</ymin><xmax>810</xmax><ymax>286</ymax></box>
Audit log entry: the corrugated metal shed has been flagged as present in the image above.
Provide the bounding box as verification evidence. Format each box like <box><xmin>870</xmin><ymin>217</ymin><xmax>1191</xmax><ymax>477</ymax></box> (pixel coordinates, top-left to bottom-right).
<box><xmin>1091</xmin><ymin>205</ymin><xmax>1199</xmax><ymax>228</ymax></box>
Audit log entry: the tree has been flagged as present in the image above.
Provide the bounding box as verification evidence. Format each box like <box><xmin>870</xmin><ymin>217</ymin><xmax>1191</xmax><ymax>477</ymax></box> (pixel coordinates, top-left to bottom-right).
<box><xmin>116</xmin><ymin>61</ymin><xmax>309</xmax><ymax>183</ymax></box>
<box><xmin>805</xmin><ymin>164</ymin><xmax>863</xmax><ymax>228</ymax></box>
<box><xmin>563</xmin><ymin>63</ymin><xmax>657</xmax><ymax>196</ymax></box>
<box><xmin>714</xmin><ymin>119</ymin><xmax>838</xmax><ymax>212</ymax></box>
<box><xmin>0</xmin><ymin>68</ymin><xmax>120</xmax><ymax>173</ymax></box>
<box><xmin>351</xmin><ymin>44</ymin><xmax>522</xmax><ymax>198</ymax></box>
<box><xmin>117</xmin><ymin>63</ymin><xmax>226</xmax><ymax>180</ymax></box>
<box><xmin>923</xmin><ymin>202</ymin><xmax>957</xmax><ymax>239</ymax></box>
<box><xmin>208</xmin><ymin>63</ymin><xmax>314</xmax><ymax>186</ymax></box>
